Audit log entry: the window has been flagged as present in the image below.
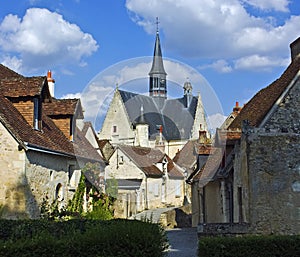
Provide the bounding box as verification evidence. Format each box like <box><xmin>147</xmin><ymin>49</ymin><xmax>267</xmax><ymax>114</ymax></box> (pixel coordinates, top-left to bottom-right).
<box><xmin>154</xmin><ymin>183</ymin><xmax>159</xmax><ymax>197</ymax></box>
<box><xmin>175</xmin><ymin>180</ymin><xmax>182</xmax><ymax>197</ymax></box>
<box><xmin>68</xmin><ymin>165</ymin><xmax>76</xmax><ymax>187</ymax></box>
<box><xmin>70</xmin><ymin>117</ymin><xmax>74</xmax><ymax>141</ymax></box>
<box><xmin>113</xmin><ymin>125</ymin><xmax>117</xmax><ymax>133</ymax></box>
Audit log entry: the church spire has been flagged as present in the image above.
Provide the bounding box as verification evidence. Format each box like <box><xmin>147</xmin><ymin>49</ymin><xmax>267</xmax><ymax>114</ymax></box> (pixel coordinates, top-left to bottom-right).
<box><xmin>149</xmin><ymin>17</ymin><xmax>167</xmax><ymax>98</ymax></box>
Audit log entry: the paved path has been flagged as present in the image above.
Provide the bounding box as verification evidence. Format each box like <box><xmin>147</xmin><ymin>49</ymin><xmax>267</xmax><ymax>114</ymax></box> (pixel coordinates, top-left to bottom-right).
<box><xmin>130</xmin><ymin>207</ymin><xmax>175</xmax><ymax>223</ymax></box>
<box><xmin>166</xmin><ymin>228</ymin><xmax>198</xmax><ymax>257</ymax></box>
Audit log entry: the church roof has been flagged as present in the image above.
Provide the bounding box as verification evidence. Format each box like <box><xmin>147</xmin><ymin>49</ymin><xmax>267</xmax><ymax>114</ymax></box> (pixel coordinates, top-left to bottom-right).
<box><xmin>118</xmin><ymin>89</ymin><xmax>198</xmax><ymax>140</ymax></box>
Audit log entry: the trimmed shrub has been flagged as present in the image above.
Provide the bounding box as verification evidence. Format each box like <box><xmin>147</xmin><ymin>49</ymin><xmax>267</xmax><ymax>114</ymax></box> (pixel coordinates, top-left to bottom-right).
<box><xmin>0</xmin><ymin>219</ymin><xmax>168</xmax><ymax>257</ymax></box>
<box><xmin>198</xmin><ymin>235</ymin><xmax>300</xmax><ymax>257</ymax></box>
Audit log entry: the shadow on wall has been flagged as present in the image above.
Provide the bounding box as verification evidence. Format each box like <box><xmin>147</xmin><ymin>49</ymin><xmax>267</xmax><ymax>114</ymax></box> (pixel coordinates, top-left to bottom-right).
<box><xmin>0</xmin><ymin>176</ymin><xmax>39</xmax><ymax>219</ymax></box>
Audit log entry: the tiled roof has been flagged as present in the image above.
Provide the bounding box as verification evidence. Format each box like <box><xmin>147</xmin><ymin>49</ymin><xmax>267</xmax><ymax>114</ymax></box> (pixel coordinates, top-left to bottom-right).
<box><xmin>0</xmin><ymin>64</ymin><xmax>22</xmax><ymax>79</ymax></box>
<box><xmin>44</xmin><ymin>98</ymin><xmax>83</xmax><ymax>118</ymax></box>
<box><xmin>229</xmin><ymin>56</ymin><xmax>300</xmax><ymax>130</ymax></box>
<box><xmin>173</xmin><ymin>140</ymin><xmax>199</xmax><ymax>172</ymax></box>
<box><xmin>0</xmin><ymin>76</ymin><xmax>47</xmax><ymax>97</ymax></box>
<box><xmin>216</xmin><ymin>129</ymin><xmax>242</xmax><ymax>146</ymax></box>
<box><xmin>189</xmin><ymin>147</ymin><xmax>223</xmax><ymax>184</ymax></box>
<box><xmin>117</xmin><ymin>145</ymin><xmax>183</xmax><ymax>178</ymax></box>
<box><xmin>0</xmin><ymin>94</ymin><xmax>103</xmax><ymax>161</ymax></box>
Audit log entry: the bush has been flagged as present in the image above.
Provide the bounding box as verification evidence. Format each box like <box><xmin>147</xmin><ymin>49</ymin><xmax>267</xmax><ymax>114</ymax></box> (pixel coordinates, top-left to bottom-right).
<box><xmin>198</xmin><ymin>235</ymin><xmax>300</xmax><ymax>257</ymax></box>
<box><xmin>0</xmin><ymin>219</ymin><xmax>168</xmax><ymax>257</ymax></box>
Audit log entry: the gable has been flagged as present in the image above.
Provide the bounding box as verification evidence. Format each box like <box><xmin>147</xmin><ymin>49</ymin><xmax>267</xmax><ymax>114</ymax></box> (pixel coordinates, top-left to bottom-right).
<box><xmin>229</xmin><ymin>56</ymin><xmax>300</xmax><ymax>130</ymax></box>
<box><xmin>261</xmin><ymin>77</ymin><xmax>300</xmax><ymax>133</ymax></box>
<box><xmin>99</xmin><ymin>90</ymin><xmax>134</xmax><ymax>142</ymax></box>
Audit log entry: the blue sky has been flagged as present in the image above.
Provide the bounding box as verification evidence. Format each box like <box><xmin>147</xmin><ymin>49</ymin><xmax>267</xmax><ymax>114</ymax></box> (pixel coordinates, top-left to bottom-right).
<box><xmin>0</xmin><ymin>0</ymin><xmax>300</xmax><ymax>129</ymax></box>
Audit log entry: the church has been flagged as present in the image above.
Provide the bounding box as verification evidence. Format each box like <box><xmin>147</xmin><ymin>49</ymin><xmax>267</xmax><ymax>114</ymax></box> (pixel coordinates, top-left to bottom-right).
<box><xmin>98</xmin><ymin>28</ymin><xmax>209</xmax><ymax>158</ymax></box>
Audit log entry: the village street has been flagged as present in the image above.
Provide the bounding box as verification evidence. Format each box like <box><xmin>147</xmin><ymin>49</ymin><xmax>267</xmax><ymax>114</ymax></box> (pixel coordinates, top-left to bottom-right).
<box><xmin>132</xmin><ymin>208</ymin><xmax>198</xmax><ymax>256</ymax></box>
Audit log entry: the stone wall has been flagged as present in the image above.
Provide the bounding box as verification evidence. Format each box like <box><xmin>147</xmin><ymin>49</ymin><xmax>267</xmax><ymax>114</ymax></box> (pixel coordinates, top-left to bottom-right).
<box><xmin>264</xmin><ymin>79</ymin><xmax>300</xmax><ymax>133</ymax></box>
<box><xmin>25</xmin><ymin>151</ymin><xmax>80</xmax><ymax>218</ymax></box>
<box><xmin>0</xmin><ymin>122</ymin><xmax>29</xmax><ymax>219</ymax></box>
<box><xmin>247</xmin><ymin>131</ymin><xmax>300</xmax><ymax>235</ymax></box>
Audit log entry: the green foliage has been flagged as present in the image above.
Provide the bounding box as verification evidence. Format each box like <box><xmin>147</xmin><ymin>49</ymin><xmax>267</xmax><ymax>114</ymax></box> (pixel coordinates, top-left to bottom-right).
<box><xmin>67</xmin><ymin>174</ymin><xmax>86</xmax><ymax>215</ymax></box>
<box><xmin>198</xmin><ymin>235</ymin><xmax>300</xmax><ymax>257</ymax></box>
<box><xmin>0</xmin><ymin>219</ymin><xmax>169</xmax><ymax>257</ymax></box>
<box><xmin>106</xmin><ymin>177</ymin><xmax>118</xmax><ymax>198</ymax></box>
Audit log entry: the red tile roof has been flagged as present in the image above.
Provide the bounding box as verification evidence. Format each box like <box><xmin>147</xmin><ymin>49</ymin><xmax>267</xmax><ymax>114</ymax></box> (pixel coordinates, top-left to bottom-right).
<box><xmin>229</xmin><ymin>56</ymin><xmax>300</xmax><ymax>130</ymax></box>
<box><xmin>44</xmin><ymin>98</ymin><xmax>83</xmax><ymax>118</ymax></box>
<box><xmin>0</xmin><ymin>76</ymin><xmax>48</xmax><ymax>97</ymax></box>
<box><xmin>0</xmin><ymin>64</ymin><xmax>22</xmax><ymax>79</ymax></box>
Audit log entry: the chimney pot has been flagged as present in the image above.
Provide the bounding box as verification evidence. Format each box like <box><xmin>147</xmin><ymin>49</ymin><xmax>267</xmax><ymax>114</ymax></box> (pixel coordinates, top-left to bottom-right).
<box><xmin>47</xmin><ymin>70</ymin><xmax>55</xmax><ymax>97</ymax></box>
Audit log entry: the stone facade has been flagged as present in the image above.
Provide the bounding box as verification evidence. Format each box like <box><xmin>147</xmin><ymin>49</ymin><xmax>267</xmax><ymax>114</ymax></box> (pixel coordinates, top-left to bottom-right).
<box><xmin>246</xmin><ymin>131</ymin><xmax>300</xmax><ymax>234</ymax></box>
<box><xmin>192</xmin><ymin>38</ymin><xmax>300</xmax><ymax>235</ymax></box>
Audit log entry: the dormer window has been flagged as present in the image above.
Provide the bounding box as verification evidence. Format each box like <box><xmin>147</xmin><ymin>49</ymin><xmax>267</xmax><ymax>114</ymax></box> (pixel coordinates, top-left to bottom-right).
<box><xmin>33</xmin><ymin>97</ymin><xmax>41</xmax><ymax>130</ymax></box>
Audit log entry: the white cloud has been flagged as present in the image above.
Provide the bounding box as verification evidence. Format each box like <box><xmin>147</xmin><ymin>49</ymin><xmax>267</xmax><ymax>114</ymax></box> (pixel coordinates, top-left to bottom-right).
<box><xmin>126</xmin><ymin>0</ymin><xmax>300</xmax><ymax>71</ymax></box>
<box><xmin>241</xmin><ymin>0</ymin><xmax>290</xmax><ymax>12</ymax></box>
<box><xmin>1</xmin><ymin>55</ymin><xmax>23</xmax><ymax>73</ymax></box>
<box><xmin>207</xmin><ymin>113</ymin><xmax>227</xmax><ymax>131</ymax></box>
<box><xmin>199</xmin><ymin>59</ymin><xmax>233</xmax><ymax>73</ymax></box>
<box><xmin>61</xmin><ymin>92</ymin><xmax>82</xmax><ymax>99</ymax></box>
<box><xmin>0</xmin><ymin>8</ymin><xmax>98</xmax><ymax>72</ymax></box>
<box><xmin>234</xmin><ymin>55</ymin><xmax>289</xmax><ymax>71</ymax></box>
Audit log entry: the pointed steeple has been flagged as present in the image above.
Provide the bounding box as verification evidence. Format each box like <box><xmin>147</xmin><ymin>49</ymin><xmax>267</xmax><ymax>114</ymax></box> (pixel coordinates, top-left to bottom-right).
<box><xmin>149</xmin><ymin>17</ymin><xmax>167</xmax><ymax>98</ymax></box>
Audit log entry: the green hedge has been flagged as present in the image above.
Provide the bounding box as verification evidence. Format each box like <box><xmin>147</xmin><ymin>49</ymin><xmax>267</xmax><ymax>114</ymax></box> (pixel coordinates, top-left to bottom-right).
<box><xmin>199</xmin><ymin>235</ymin><xmax>300</xmax><ymax>257</ymax></box>
<box><xmin>0</xmin><ymin>219</ymin><xmax>168</xmax><ymax>257</ymax></box>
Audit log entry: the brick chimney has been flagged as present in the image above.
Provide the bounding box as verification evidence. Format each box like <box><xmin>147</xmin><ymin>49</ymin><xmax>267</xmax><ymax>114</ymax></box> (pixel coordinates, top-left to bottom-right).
<box><xmin>233</xmin><ymin>101</ymin><xmax>242</xmax><ymax>113</ymax></box>
<box><xmin>198</xmin><ymin>124</ymin><xmax>207</xmax><ymax>144</ymax></box>
<box><xmin>290</xmin><ymin>37</ymin><xmax>300</xmax><ymax>62</ymax></box>
<box><xmin>47</xmin><ymin>70</ymin><xmax>55</xmax><ymax>97</ymax></box>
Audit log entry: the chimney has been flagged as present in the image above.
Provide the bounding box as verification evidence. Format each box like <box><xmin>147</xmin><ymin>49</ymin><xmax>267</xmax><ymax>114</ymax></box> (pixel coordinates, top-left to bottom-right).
<box><xmin>155</xmin><ymin>125</ymin><xmax>165</xmax><ymax>152</ymax></box>
<box><xmin>233</xmin><ymin>101</ymin><xmax>242</xmax><ymax>113</ymax></box>
<box><xmin>198</xmin><ymin>124</ymin><xmax>207</xmax><ymax>144</ymax></box>
<box><xmin>290</xmin><ymin>37</ymin><xmax>300</xmax><ymax>62</ymax></box>
<box><xmin>47</xmin><ymin>70</ymin><xmax>55</xmax><ymax>97</ymax></box>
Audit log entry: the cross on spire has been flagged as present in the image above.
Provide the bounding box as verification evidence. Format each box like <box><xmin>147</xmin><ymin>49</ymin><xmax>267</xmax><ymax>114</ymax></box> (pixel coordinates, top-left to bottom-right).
<box><xmin>156</xmin><ymin>17</ymin><xmax>160</xmax><ymax>34</ymax></box>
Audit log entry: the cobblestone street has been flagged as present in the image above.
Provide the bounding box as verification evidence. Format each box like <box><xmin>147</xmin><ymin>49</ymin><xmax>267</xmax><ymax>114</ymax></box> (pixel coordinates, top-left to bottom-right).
<box><xmin>166</xmin><ymin>228</ymin><xmax>198</xmax><ymax>257</ymax></box>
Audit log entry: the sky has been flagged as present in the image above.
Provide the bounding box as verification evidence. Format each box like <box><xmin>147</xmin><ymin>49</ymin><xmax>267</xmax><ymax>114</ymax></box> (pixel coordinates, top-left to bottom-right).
<box><xmin>0</xmin><ymin>0</ymin><xmax>300</xmax><ymax>131</ymax></box>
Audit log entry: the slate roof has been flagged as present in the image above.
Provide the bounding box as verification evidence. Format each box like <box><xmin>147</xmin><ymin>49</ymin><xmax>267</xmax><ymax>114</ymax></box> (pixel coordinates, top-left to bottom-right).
<box><xmin>117</xmin><ymin>145</ymin><xmax>184</xmax><ymax>179</ymax></box>
<box><xmin>229</xmin><ymin>55</ymin><xmax>300</xmax><ymax>130</ymax></box>
<box><xmin>118</xmin><ymin>89</ymin><xmax>198</xmax><ymax>140</ymax></box>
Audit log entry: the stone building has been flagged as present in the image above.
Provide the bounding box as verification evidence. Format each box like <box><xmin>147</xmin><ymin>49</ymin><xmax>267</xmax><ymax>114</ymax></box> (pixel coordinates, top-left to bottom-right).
<box><xmin>0</xmin><ymin>65</ymin><xmax>105</xmax><ymax>219</ymax></box>
<box><xmin>99</xmin><ymin>29</ymin><xmax>209</xmax><ymax>158</ymax></box>
<box><xmin>106</xmin><ymin>144</ymin><xmax>185</xmax><ymax>218</ymax></box>
<box><xmin>188</xmin><ymin>37</ymin><xmax>300</xmax><ymax>235</ymax></box>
